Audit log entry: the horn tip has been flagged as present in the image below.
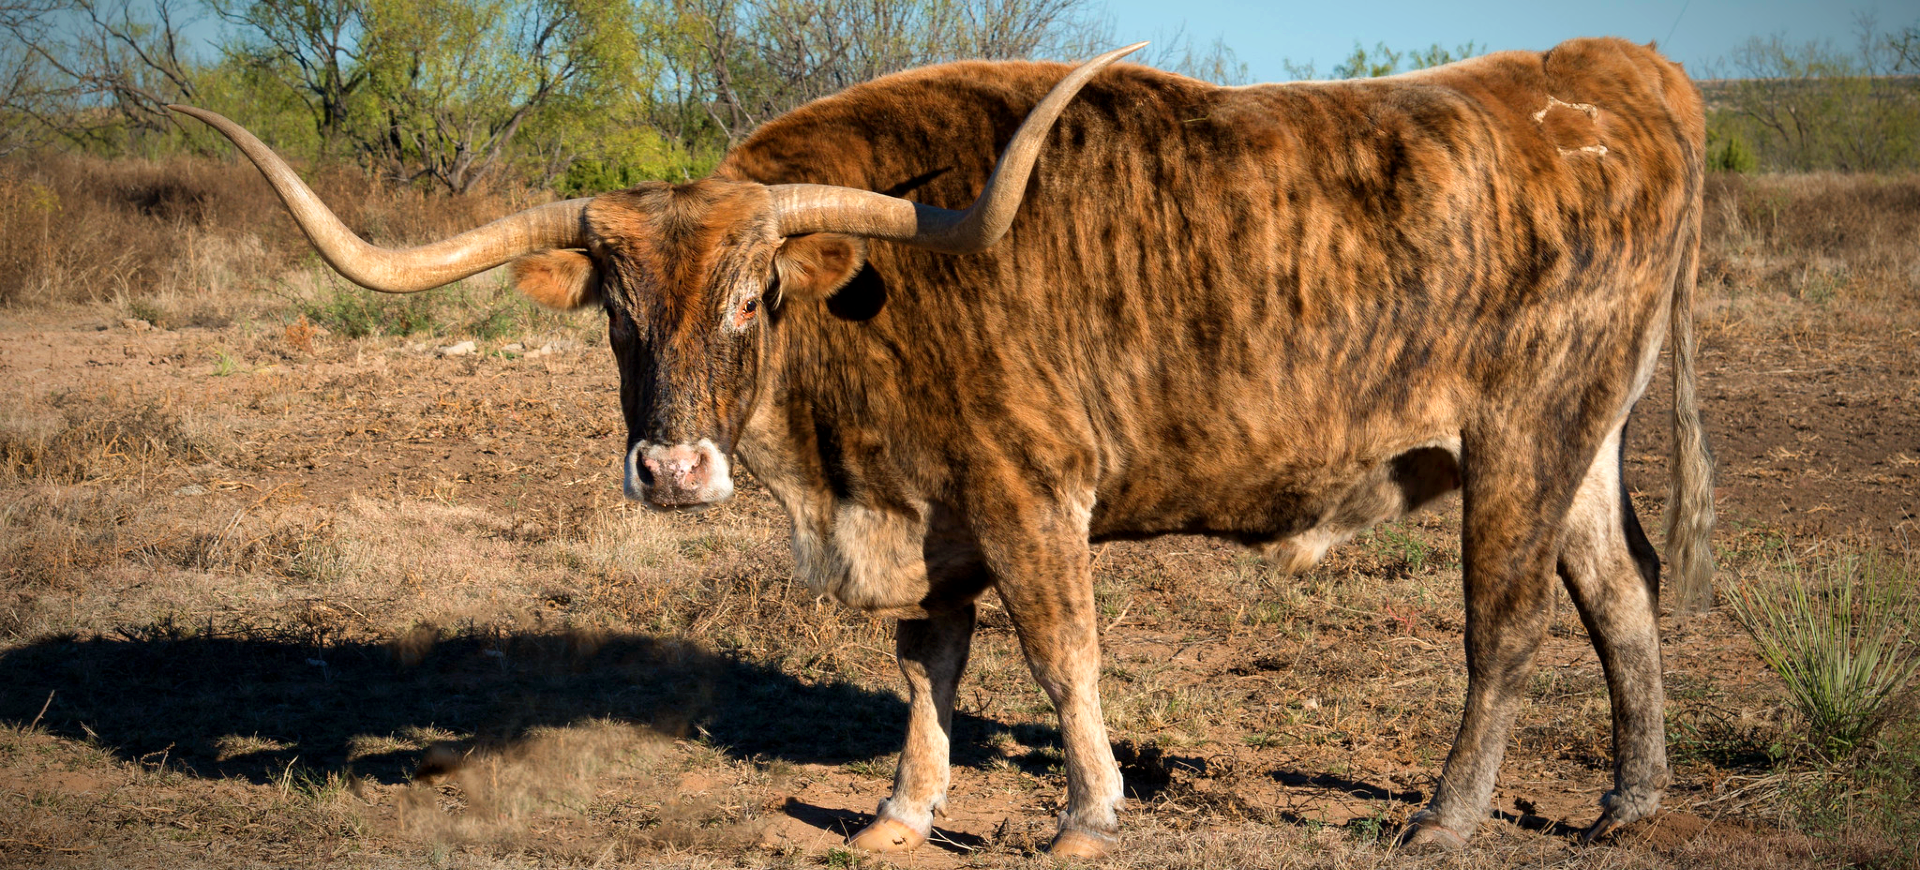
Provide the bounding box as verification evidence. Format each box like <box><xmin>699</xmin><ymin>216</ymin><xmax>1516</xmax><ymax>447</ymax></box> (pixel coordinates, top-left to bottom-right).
<box><xmin>1088</xmin><ymin>42</ymin><xmax>1148</xmax><ymax>67</ymax></box>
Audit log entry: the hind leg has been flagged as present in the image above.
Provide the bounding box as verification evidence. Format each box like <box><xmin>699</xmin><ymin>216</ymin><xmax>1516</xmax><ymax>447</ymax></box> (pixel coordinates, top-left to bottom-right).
<box><xmin>1403</xmin><ymin>431</ymin><xmax>1567</xmax><ymax>846</ymax></box>
<box><xmin>1559</xmin><ymin>427</ymin><xmax>1670</xmax><ymax>840</ymax></box>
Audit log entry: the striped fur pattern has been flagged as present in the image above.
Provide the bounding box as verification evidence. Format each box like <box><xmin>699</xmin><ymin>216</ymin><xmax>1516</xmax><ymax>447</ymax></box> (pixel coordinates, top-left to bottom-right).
<box><xmin>520</xmin><ymin>37</ymin><xmax>1714</xmax><ymax>853</ymax></box>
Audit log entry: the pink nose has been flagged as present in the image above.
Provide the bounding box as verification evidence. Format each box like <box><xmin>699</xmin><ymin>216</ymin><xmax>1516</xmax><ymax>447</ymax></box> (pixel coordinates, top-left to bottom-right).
<box><xmin>625</xmin><ymin>440</ymin><xmax>734</xmax><ymax>506</ymax></box>
<box><xmin>643</xmin><ymin>444</ymin><xmax>712</xmax><ymax>493</ymax></box>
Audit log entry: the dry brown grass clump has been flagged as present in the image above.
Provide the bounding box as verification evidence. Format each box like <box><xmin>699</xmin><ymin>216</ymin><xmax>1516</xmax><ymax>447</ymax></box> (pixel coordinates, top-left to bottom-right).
<box><xmin>1699</xmin><ymin>173</ymin><xmax>1920</xmax><ymax>352</ymax></box>
<box><xmin>0</xmin><ymin>390</ymin><xmax>229</xmax><ymax>485</ymax></box>
<box><xmin>1703</xmin><ymin>173</ymin><xmax>1920</xmax><ymax>273</ymax></box>
<box><xmin>0</xmin><ymin>152</ymin><xmax>530</xmax><ymax>317</ymax></box>
<box><xmin>396</xmin><ymin>720</ymin><xmax>767</xmax><ymax>857</ymax></box>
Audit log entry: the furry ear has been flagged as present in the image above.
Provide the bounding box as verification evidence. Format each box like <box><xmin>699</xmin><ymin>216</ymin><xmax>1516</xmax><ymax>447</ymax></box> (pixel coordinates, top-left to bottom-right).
<box><xmin>773</xmin><ymin>234</ymin><xmax>866</xmax><ymax>301</ymax></box>
<box><xmin>511</xmin><ymin>250</ymin><xmax>600</xmax><ymax>310</ymax></box>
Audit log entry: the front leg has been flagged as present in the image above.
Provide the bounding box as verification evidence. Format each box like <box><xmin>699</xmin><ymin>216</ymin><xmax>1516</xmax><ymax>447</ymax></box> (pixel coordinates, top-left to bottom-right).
<box><xmin>979</xmin><ymin>504</ymin><xmax>1123</xmax><ymax>858</ymax></box>
<box><xmin>848</xmin><ymin>604</ymin><xmax>976</xmax><ymax>851</ymax></box>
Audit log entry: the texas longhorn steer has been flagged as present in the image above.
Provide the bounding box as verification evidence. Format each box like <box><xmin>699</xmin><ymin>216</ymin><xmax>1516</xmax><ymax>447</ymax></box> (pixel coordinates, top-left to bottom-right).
<box><xmin>174</xmin><ymin>36</ymin><xmax>1714</xmax><ymax>856</ymax></box>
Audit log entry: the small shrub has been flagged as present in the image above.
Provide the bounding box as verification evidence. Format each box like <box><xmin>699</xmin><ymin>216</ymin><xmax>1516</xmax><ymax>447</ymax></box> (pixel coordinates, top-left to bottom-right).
<box><xmin>1709</xmin><ymin>131</ymin><xmax>1759</xmax><ymax>173</ymax></box>
<box><xmin>1728</xmin><ymin>550</ymin><xmax>1920</xmax><ymax>761</ymax></box>
<box><xmin>303</xmin><ymin>285</ymin><xmax>446</xmax><ymax>339</ymax></box>
<box><xmin>286</xmin><ymin>535</ymin><xmax>357</xmax><ymax>586</ymax></box>
<box><xmin>464</xmin><ymin>303</ymin><xmax>523</xmax><ymax>341</ymax></box>
<box><xmin>122</xmin><ymin>295</ymin><xmax>169</xmax><ymax>327</ymax></box>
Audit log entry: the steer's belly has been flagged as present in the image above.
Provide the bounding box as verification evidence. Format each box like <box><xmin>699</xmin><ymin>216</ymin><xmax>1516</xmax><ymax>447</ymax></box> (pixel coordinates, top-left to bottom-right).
<box><xmin>1089</xmin><ymin>442</ymin><xmax>1461</xmax><ymax>571</ymax></box>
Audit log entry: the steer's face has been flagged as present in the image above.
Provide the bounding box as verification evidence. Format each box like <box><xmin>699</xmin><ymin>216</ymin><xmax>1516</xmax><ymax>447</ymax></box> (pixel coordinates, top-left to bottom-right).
<box><xmin>510</xmin><ymin>179</ymin><xmax>865</xmax><ymax>509</ymax></box>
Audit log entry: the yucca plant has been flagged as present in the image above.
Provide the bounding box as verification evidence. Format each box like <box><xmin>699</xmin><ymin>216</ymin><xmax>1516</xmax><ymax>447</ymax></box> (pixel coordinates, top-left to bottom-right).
<box><xmin>1727</xmin><ymin>550</ymin><xmax>1920</xmax><ymax>761</ymax></box>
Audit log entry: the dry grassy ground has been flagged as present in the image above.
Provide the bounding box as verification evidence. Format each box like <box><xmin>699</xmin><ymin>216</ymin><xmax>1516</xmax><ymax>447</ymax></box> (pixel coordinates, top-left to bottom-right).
<box><xmin>0</xmin><ymin>159</ymin><xmax>1915</xmax><ymax>869</ymax></box>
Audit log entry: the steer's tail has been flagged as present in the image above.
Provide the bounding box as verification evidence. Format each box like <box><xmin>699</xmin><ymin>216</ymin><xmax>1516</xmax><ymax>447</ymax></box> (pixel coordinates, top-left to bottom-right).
<box><xmin>1666</xmin><ymin>204</ymin><xmax>1716</xmax><ymax>616</ymax></box>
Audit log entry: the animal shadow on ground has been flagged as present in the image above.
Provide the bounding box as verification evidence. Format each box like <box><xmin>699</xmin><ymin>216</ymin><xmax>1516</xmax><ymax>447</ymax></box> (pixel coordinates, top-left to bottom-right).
<box><xmin>1263</xmin><ymin>769</ymin><xmax>1427</xmax><ymax>829</ymax></box>
<box><xmin>1270</xmin><ymin>769</ymin><xmax>1423</xmax><ymax>805</ymax></box>
<box><xmin>0</xmin><ymin>626</ymin><xmax>1036</xmax><ymax>787</ymax></box>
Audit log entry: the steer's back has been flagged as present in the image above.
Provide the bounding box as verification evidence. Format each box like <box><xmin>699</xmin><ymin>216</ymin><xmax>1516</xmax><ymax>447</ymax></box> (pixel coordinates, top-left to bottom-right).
<box><xmin>722</xmin><ymin>37</ymin><xmax>1705</xmax><ymax>544</ymax></box>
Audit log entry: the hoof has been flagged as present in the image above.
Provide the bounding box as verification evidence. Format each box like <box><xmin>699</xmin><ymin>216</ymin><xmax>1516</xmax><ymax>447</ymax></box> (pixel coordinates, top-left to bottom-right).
<box><xmin>1398</xmin><ymin>818</ymin><xmax>1469</xmax><ymax>851</ymax></box>
<box><xmin>848</xmin><ymin>817</ymin><xmax>925</xmax><ymax>852</ymax></box>
<box><xmin>1579</xmin><ymin>816</ymin><xmax>1624</xmax><ymax>845</ymax></box>
<box><xmin>1047</xmin><ymin>828</ymin><xmax>1113</xmax><ymax>860</ymax></box>
<box><xmin>1579</xmin><ymin>805</ymin><xmax>1650</xmax><ymax>845</ymax></box>
<box><xmin>1581</xmin><ymin>786</ymin><xmax>1662</xmax><ymax>844</ymax></box>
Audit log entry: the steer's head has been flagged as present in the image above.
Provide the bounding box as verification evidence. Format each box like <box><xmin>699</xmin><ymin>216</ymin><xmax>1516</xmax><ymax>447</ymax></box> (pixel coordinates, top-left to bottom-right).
<box><xmin>169</xmin><ymin>43</ymin><xmax>1140</xmax><ymax>508</ymax></box>
<box><xmin>513</xmin><ymin>182</ymin><xmax>868</xmax><ymax>507</ymax></box>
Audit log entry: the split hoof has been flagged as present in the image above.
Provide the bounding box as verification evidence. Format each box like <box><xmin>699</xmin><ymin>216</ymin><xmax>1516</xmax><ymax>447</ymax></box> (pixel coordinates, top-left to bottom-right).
<box><xmin>1579</xmin><ymin>815</ymin><xmax>1625</xmax><ymax>845</ymax></box>
<box><xmin>1579</xmin><ymin>804</ymin><xmax>1652</xmax><ymax>845</ymax></box>
<box><xmin>847</xmin><ymin>817</ymin><xmax>925</xmax><ymax>852</ymax></box>
<box><xmin>1047</xmin><ymin>828</ymin><xmax>1113</xmax><ymax>860</ymax></box>
<box><xmin>1581</xmin><ymin>786</ymin><xmax>1662</xmax><ymax>844</ymax></box>
<box><xmin>1398</xmin><ymin>819</ymin><xmax>1469</xmax><ymax>851</ymax></box>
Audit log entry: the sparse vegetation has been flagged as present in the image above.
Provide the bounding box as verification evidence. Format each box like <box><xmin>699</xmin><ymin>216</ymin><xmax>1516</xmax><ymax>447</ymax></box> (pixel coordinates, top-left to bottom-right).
<box><xmin>1702</xmin><ymin>20</ymin><xmax>1920</xmax><ymax>172</ymax></box>
<box><xmin>1727</xmin><ymin>549</ymin><xmax>1919</xmax><ymax>761</ymax></box>
<box><xmin>0</xmin><ymin>0</ymin><xmax>1111</xmax><ymax>192</ymax></box>
<box><xmin>0</xmin><ymin>151</ymin><xmax>523</xmax><ymax>308</ymax></box>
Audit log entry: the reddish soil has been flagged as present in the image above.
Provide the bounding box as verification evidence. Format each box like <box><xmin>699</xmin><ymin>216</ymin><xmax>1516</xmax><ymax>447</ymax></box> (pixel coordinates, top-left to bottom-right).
<box><xmin>1627</xmin><ymin>340</ymin><xmax>1920</xmax><ymax>540</ymax></box>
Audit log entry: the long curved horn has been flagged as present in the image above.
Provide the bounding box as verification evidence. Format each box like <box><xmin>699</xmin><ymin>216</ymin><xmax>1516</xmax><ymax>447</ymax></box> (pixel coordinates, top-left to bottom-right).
<box><xmin>768</xmin><ymin>42</ymin><xmax>1146</xmax><ymax>254</ymax></box>
<box><xmin>168</xmin><ymin>105</ymin><xmax>589</xmax><ymax>293</ymax></box>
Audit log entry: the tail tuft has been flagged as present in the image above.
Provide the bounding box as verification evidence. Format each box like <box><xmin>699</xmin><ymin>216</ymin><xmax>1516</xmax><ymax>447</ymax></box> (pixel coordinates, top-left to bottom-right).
<box><xmin>1666</xmin><ymin>189</ymin><xmax>1715</xmax><ymax>617</ymax></box>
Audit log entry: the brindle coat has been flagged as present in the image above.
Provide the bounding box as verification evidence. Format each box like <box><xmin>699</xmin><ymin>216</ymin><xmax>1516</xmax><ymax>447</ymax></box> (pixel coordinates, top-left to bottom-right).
<box><xmin>518</xmin><ymin>37</ymin><xmax>1715</xmax><ymax>852</ymax></box>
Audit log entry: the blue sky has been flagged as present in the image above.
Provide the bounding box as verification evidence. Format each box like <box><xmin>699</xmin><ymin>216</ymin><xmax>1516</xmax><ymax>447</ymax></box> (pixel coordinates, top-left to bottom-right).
<box><xmin>1099</xmin><ymin>0</ymin><xmax>1907</xmax><ymax>80</ymax></box>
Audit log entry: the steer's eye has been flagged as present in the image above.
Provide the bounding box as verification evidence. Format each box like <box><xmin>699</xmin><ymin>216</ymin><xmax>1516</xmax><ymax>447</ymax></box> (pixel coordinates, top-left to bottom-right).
<box><xmin>733</xmin><ymin>297</ymin><xmax>759</xmax><ymax>328</ymax></box>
